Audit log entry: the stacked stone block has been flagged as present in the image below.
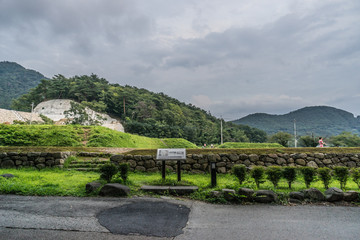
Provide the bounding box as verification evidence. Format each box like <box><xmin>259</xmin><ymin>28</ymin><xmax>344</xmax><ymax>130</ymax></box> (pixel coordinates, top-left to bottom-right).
<box><xmin>110</xmin><ymin>152</ymin><xmax>360</xmax><ymax>174</ymax></box>
<box><xmin>0</xmin><ymin>152</ymin><xmax>73</xmax><ymax>169</ymax></box>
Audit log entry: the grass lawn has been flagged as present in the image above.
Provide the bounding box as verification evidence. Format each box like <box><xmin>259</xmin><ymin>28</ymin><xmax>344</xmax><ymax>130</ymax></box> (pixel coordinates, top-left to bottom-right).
<box><xmin>0</xmin><ymin>168</ymin><xmax>99</xmax><ymax>196</ymax></box>
<box><xmin>1</xmin><ymin>168</ymin><xmax>359</xmax><ymax>202</ymax></box>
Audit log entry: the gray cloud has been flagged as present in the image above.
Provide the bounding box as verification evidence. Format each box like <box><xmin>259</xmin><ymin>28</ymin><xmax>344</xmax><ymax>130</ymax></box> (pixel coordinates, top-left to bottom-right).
<box><xmin>1</xmin><ymin>0</ymin><xmax>359</xmax><ymax>120</ymax></box>
<box><xmin>0</xmin><ymin>0</ymin><xmax>152</xmax><ymax>55</ymax></box>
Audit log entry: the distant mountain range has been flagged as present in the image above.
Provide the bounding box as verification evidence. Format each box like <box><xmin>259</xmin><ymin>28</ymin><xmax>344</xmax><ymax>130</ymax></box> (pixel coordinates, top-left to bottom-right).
<box><xmin>0</xmin><ymin>61</ymin><xmax>46</xmax><ymax>109</ymax></box>
<box><xmin>232</xmin><ymin>106</ymin><xmax>360</xmax><ymax>137</ymax></box>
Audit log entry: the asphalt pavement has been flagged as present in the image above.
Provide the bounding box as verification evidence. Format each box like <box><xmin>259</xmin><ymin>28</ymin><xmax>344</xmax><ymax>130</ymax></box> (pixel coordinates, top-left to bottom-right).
<box><xmin>0</xmin><ymin>195</ymin><xmax>359</xmax><ymax>240</ymax></box>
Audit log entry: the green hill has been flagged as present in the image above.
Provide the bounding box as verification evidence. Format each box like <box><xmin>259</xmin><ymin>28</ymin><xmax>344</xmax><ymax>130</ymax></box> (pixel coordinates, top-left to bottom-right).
<box><xmin>0</xmin><ymin>124</ymin><xmax>198</xmax><ymax>148</ymax></box>
<box><xmin>232</xmin><ymin>106</ymin><xmax>360</xmax><ymax>137</ymax></box>
<box><xmin>11</xmin><ymin>72</ymin><xmax>267</xmax><ymax>145</ymax></box>
<box><xmin>0</xmin><ymin>61</ymin><xmax>46</xmax><ymax>109</ymax></box>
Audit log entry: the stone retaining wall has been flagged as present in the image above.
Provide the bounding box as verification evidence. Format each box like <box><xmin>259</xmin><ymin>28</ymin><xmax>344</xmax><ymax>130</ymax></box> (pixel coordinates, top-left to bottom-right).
<box><xmin>0</xmin><ymin>152</ymin><xmax>73</xmax><ymax>169</ymax></box>
<box><xmin>110</xmin><ymin>152</ymin><xmax>360</xmax><ymax>174</ymax></box>
<box><xmin>1</xmin><ymin>151</ymin><xmax>360</xmax><ymax>173</ymax></box>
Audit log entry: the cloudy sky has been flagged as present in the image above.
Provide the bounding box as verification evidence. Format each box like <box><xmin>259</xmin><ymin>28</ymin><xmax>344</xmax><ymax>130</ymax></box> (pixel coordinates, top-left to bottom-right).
<box><xmin>1</xmin><ymin>0</ymin><xmax>360</xmax><ymax>120</ymax></box>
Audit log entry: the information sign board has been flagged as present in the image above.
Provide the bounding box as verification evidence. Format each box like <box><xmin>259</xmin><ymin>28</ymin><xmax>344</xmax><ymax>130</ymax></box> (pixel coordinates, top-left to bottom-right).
<box><xmin>156</xmin><ymin>148</ymin><xmax>186</xmax><ymax>160</ymax></box>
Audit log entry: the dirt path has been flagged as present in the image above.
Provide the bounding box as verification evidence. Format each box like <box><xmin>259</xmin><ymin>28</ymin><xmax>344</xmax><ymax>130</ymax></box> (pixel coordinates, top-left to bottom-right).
<box><xmin>92</xmin><ymin>148</ymin><xmax>136</xmax><ymax>154</ymax></box>
<box><xmin>81</xmin><ymin>129</ymin><xmax>91</xmax><ymax>146</ymax></box>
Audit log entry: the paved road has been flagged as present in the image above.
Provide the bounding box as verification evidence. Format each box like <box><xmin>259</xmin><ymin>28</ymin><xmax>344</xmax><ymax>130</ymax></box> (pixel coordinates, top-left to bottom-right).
<box><xmin>0</xmin><ymin>195</ymin><xmax>359</xmax><ymax>240</ymax></box>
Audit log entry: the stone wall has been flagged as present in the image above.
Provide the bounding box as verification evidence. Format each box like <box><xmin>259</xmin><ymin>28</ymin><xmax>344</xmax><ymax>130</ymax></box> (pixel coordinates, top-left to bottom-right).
<box><xmin>1</xmin><ymin>151</ymin><xmax>360</xmax><ymax>172</ymax></box>
<box><xmin>110</xmin><ymin>152</ymin><xmax>360</xmax><ymax>174</ymax></box>
<box><xmin>0</xmin><ymin>152</ymin><xmax>73</xmax><ymax>169</ymax></box>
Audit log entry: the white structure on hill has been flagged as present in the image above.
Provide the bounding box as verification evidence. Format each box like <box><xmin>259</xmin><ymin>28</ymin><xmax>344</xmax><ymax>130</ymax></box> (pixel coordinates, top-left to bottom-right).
<box><xmin>0</xmin><ymin>108</ymin><xmax>44</xmax><ymax>124</ymax></box>
<box><xmin>34</xmin><ymin>99</ymin><xmax>124</xmax><ymax>132</ymax></box>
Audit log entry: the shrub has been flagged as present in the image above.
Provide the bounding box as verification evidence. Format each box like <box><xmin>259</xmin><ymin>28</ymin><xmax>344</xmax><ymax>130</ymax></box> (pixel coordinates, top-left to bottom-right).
<box><xmin>250</xmin><ymin>166</ymin><xmax>265</xmax><ymax>188</ymax></box>
<box><xmin>63</xmin><ymin>156</ymin><xmax>77</xmax><ymax>168</ymax></box>
<box><xmin>351</xmin><ymin>168</ymin><xmax>360</xmax><ymax>189</ymax></box>
<box><xmin>282</xmin><ymin>167</ymin><xmax>297</xmax><ymax>189</ymax></box>
<box><xmin>118</xmin><ymin>163</ymin><xmax>130</xmax><ymax>183</ymax></box>
<box><xmin>99</xmin><ymin>163</ymin><xmax>118</xmax><ymax>183</ymax></box>
<box><xmin>265</xmin><ymin>166</ymin><xmax>282</xmax><ymax>188</ymax></box>
<box><xmin>333</xmin><ymin>166</ymin><xmax>349</xmax><ymax>190</ymax></box>
<box><xmin>232</xmin><ymin>165</ymin><xmax>247</xmax><ymax>185</ymax></box>
<box><xmin>300</xmin><ymin>167</ymin><xmax>316</xmax><ymax>188</ymax></box>
<box><xmin>317</xmin><ymin>167</ymin><xmax>332</xmax><ymax>189</ymax></box>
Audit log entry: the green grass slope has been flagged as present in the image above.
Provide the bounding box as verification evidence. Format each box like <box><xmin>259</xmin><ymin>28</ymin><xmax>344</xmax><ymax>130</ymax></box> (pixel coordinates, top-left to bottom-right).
<box><xmin>0</xmin><ymin>124</ymin><xmax>198</xmax><ymax>148</ymax></box>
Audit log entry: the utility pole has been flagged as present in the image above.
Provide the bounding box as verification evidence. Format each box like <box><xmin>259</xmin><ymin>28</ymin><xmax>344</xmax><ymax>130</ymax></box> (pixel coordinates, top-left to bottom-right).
<box><xmin>30</xmin><ymin>102</ymin><xmax>34</xmax><ymax>125</ymax></box>
<box><xmin>294</xmin><ymin>119</ymin><xmax>297</xmax><ymax>148</ymax></box>
<box><xmin>123</xmin><ymin>97</ymin><xmax>126</xmax><ymax>117</ymax></box>
<box><xmin>220</xmin><ymin>116</ymin><xmax>223</xmax><ymax>145</ymax></box>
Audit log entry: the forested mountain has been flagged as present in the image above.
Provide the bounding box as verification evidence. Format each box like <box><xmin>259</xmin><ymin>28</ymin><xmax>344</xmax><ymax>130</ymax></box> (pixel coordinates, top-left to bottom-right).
<box><xmin>0</xmin><ymin>61</ymin><xmax>46</xmax><ymax>109</ymax></box>
<box><xmin>232</xmin><ymin>106</ymin><xmax>360</xmax><ymax>137</ymax></box>
<box><xmin>12</xmin><ymin>74</ymin><xmax>267</xmax><ymax>145</ymax></box>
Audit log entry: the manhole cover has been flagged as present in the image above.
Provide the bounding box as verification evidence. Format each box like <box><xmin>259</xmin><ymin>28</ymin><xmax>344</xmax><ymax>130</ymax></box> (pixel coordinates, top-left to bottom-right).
<box><xmin>97</xmin><ymin>201</ymin><xmax>190</xmax><ymax>237</ymax></box>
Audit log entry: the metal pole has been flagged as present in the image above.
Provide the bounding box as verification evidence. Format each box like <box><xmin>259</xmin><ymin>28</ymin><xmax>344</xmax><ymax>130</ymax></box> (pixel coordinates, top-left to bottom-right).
<box><xmin>177</xmin><ymin>160</ymin><xmax>181</xmax><ymax>181</ymax></box>
<box><xmin>162</xmin><ymin>161</ymin><xmax>166</xmax><ymax>180</ymax></box>
<box><xmin>211</xmin><ymin>162</ymin><xmax>217</xmax><ymax>187</ymax></box>
<box><xmin>294</xmin><ymin>119</ymin><xmax>297</xmax><ymax>148</ymax></box>
<box><xmin>220</xmin><ymin>116</ymin><xmax>223</xmax><ymax>145</ymax></box>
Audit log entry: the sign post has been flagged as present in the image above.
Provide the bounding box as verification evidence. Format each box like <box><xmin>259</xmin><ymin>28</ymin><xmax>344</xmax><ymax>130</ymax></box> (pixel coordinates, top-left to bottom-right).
<box><xmin>211</xmin><ymin>162</ymin><xmax>217</xmax><ymax>187</ymax></box>
<box><xmin>156</xmin><ymin>148</ymin><xmax>186</xmax><ymax>181</ymax></box>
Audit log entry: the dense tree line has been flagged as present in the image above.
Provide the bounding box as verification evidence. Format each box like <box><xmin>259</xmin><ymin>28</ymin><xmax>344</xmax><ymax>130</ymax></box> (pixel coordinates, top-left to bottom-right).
<box><xmin>12</xmin><ymin>74</ymin><xmax>267</xmax><ymax>145</ymax></box>
<box><xmin>0</xmin><ymin>61</ymin><xmax>45</xmax><ymax>109</ymax></box>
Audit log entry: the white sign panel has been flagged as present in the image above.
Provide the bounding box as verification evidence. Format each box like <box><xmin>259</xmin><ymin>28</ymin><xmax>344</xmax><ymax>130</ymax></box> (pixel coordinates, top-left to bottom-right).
<box><xmin>156</xmin><ymin>148</ymin><xmax>187</xmax><ymax>160</ymax></box>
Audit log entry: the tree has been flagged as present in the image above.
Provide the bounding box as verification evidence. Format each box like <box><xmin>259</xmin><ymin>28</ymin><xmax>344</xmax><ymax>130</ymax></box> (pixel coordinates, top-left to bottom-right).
<box><xmin>81</xmin><ymin>100</ymin><xmax>107</xmax><ymax>113</ymax></box>
<box><xmin>299</xmin><ymin>135</ymin><xmax>318</xmax><ymax>147</ymax></box>
<box><xmin>282</xmin><ymin>167</ymin><xmax>297</xmax><ymax>189</ymax></box>
<box><xmin>333</xmin><ymin>166</ymin><xmax>349</xmax><ymax>190</ymax></box>
<box><xmin>99</xmin><ymin>163</ymin><xmax>118</xmax><ymax>183</ymax></box>
<box><xmin>317</xmin><ymin>167</ymin><xmax>332</xmax><ymax>189</ymax></box>
<box><xmin>329</xmin><ymin>132</ymin><xmax>360</xmax><ymax>147</ymax></box>
<box><xmin>269</xmin><ymin>132</ymin><xmax>293</xmax><ymax>147</ymax></box>
<box><xmin>230</xmin><ymin>123</ymin><xmax>267</xmax><ymax>143</ymax></box>
<box><xmin>134</xmin><ymin>101</ymin><xmax>157</xmax><ymax>121</ymax></box>
<box><xmin>250</xmin><ymin>166</ymin><xmax>265</xmax><ymax>188</ymax></box>
<box><xmin>351</xmin><ymin>168</ymin><xmax>360</xmax><ymax>189</ymax></box>
<box><xmin>232</xmin><ymin>165</ymin><xmax>247</xmax><ymax>185</ymax></box>
<box><xmin>300</xmin><ymin>167</ymin><xmax>316</xmax><ymax>188</ymax></box>
<box><xmin>64</xmin><ymin>102</ymin><xmax>89</xmax><ymax>125</ymax></box>
<box><xmin>64</xmin><ymin>101</ymin><xmax>104</xmax><ymax>125</ymax></box>
<box><xmin>223</xmin><ymin>127</ymin><xmax>249</xmax><ymax>143</ymax></box>
<box><xmin>266</xmin><ymin>166</ymin><xmax>282</xmax><ymax>188</ymax></box>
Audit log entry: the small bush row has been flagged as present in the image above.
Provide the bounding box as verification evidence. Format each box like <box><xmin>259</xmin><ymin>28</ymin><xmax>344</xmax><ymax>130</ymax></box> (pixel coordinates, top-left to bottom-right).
<box><xmin>232</xmin><ymin>165</ymin><xmax>360</xmax><ymax>190</ymax></box>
